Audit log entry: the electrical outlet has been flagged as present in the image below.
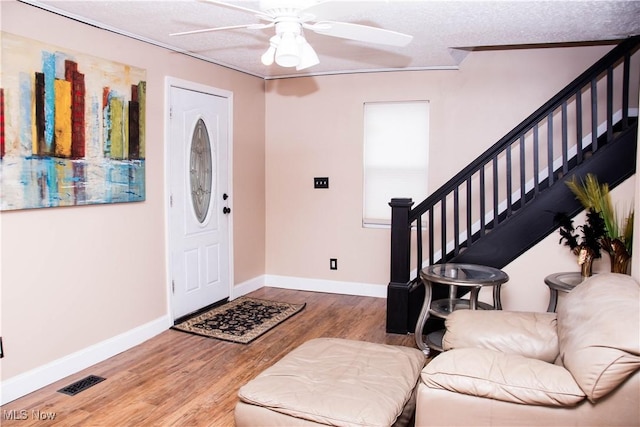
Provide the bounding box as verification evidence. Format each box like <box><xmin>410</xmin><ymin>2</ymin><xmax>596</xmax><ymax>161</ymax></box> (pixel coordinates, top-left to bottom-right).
<box><xmin>330</xmin><ymin>258</ymin><xmax>338</xmax><ymax>270</ymax></box>
<box><xmin>314</xmin><ymin>177</ymin><xmax>329</xmax><ymax>189</ymax></box>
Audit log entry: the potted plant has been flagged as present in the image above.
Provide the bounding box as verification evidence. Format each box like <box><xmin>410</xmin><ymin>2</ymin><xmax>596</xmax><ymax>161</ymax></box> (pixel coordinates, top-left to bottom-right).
<box><xmin>564</xmin><ymin>174</ymin><xmax>634</xmax><ymax>274</ymax></box>
<box><xmin>555</xmin><ymin>208</ymin><xmax>606</xmax><ymax>277</ymax></box>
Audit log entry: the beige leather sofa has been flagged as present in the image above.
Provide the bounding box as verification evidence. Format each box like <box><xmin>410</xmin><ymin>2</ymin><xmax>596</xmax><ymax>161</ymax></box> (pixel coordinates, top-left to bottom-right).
<box><xmin>416</xmin><ymin>273</ymin><xmax>640</xmax><ymax>426</ymax></box>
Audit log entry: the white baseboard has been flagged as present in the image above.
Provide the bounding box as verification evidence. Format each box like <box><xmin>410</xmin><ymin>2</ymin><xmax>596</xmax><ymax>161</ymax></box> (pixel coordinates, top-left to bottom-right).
<box><xmin>233</xmin><ymin>274</ymin><xmax>387</xmax><ymax>298</ymax></box>
<box><xmin>265</xmin><ymin>275</ymin><xmax>387</xmax><ymax>298</ymax></box>
<box><xmin>0</xmin><ymin>315</ymin><xmax>171</xmax><ymax>405</ymax></box>
<box><xmin>231</xmin><ymin>275</ymin><xmax>266</xmax><ymax>299</ymax></box>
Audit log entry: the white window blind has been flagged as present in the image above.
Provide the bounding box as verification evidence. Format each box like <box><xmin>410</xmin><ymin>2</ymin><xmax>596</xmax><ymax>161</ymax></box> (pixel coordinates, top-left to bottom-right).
<box><xmin>363</xmin><ymin>101</ymin><xmax>429</xmax><ymax>226</ymax></box>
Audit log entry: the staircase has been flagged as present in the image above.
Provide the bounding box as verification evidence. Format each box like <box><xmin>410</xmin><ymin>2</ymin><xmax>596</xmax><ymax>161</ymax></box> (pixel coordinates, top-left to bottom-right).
<box><xmin>387</xmin><ymin>36</ymin><xmax>640</xmax><ymax>334</ymax></box>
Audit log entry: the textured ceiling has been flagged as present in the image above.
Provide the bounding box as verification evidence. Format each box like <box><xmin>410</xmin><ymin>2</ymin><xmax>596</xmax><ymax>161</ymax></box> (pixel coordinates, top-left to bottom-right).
<box><xmin>20</xmin><ymin>0</ymin><xmax>640</xmax><ymax>79</ymax></box>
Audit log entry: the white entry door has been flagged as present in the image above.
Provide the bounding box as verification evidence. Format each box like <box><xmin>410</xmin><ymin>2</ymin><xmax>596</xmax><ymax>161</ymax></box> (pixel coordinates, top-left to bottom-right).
<box><xmin>168</xmin><ymin>83</ymin><xmax>231</xmax><ymax>319</ymax></box>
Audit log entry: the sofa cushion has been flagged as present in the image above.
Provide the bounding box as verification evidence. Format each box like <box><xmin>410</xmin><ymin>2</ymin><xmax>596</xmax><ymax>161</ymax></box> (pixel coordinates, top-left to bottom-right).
<box><xmin>557</xmin><ymin>273</ymin><xmax>640</xmax><ymax>402</ymax></box>
<box><xmin>422</xmin><ymin>347</ymin><xmax>585</xmax><ymax>406</ymax></box>
<box><xmin>443</xmin><ymin>310</ymin><xmax>559</xmax><ymax>362</ymax></box>
<box><xmin>237</xmin><ymin>338</ymin><xmax>426</xmax><ymax>427</ymax></box>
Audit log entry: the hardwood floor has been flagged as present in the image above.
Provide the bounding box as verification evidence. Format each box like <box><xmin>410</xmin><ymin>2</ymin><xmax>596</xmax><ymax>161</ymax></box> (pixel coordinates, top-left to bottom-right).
<box><xmin>1</xmin><ymin>287</ymin><xmax>417</xmax><ymax>426</ymax></box>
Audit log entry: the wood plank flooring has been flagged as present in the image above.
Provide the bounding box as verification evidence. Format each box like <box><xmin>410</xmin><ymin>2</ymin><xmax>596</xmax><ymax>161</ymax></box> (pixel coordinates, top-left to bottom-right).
<box><xmin>1</xmin><ymin>287</ymin><xmax>418</xmax><ymax>426</ymax></box>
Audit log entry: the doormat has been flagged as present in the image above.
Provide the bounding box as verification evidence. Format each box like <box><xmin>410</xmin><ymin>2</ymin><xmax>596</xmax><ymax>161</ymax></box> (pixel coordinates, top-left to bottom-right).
<box><xmin>172</xmin><ymin>297</ymin><xmax>306</xmax><ymax>344</ymax></box>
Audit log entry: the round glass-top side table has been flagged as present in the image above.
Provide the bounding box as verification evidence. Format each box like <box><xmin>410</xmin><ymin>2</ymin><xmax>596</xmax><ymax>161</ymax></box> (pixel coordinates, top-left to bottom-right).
<box><xmin>544</xmin><ymin>272</ymin><xmax>585</xmax><ymax>312</ymax></box>
<box><xmin>415</xmin><ymin>263</ymin><xmax>509</xmax><ymax>355</ymax></box>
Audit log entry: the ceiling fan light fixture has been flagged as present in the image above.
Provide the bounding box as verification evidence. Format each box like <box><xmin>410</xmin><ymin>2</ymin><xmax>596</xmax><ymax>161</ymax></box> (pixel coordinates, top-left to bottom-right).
<box><xmin>261</xmin><ymin>47</ymin><xmax>276</xmax><ymax>65</ymax></box>
<box><xmin>275</xmin><ymin>32</ymin><xmax>300</xmax><ymax>67</ymax></box>
<box><xmin>175</xmin><ymin>1</ymin><xmax>415</xmax><ymax>73</ymax></box>
<box><xmin>296</xmin><ymin>36</ymin><xmax>319</xmax><ymax>70</ymax></box>
<box><xmin>261</xmin><ymin>35</ymin><xmax>279</xmax><ymax>66</ymax></box>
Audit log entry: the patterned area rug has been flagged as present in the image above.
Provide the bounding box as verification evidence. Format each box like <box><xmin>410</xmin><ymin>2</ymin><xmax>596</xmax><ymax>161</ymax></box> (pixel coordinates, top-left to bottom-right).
<box><xmin>172</xmin><ymin>297</ymin><xmax>306</xmax><ymax>344</ymax></box>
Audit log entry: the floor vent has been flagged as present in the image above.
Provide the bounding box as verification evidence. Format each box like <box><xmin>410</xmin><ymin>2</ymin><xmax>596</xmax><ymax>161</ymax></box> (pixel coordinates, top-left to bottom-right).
<box><xmin>58</xmin><ymin>375</ymin><xmax>106</xmax><ymax>396</ymax></box>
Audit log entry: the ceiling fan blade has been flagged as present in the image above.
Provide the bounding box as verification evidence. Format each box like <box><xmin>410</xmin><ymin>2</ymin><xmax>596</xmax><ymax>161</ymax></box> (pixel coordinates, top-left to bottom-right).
<box><xmin>308</xmin><ymin>21</ymin><xmax>413</xmax><ymax>47</ymax></box>
<box><xmin>170</xmin><ymin>23</ymin><xmax>272</xmax><ymax>37</ymax></box>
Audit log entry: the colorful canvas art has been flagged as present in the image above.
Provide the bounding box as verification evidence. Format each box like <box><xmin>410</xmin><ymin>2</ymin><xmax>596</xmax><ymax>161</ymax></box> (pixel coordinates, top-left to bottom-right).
<box><xmin>0</xmin><ymin>32</ymin><xmax>146</xmax><ymax>210</ymax></box>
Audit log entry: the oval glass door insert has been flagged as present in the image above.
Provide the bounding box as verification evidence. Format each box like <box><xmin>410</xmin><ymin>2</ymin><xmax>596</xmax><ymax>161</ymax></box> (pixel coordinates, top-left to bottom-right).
<box><xmin>189</xmin><ymin>118</ymin><xmax>213</xmax><ymax>223</ymax></box>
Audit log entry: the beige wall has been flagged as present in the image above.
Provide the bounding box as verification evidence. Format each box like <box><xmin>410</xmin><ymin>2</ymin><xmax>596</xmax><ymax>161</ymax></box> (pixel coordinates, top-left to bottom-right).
<box><xmin>0</xmin><ymin>1</ymin><xmax>265</xmax><ymax>382</ymax></box>
<box><xmin>264</xmin><ymin>44</ymin><xmax>630</xmax><ymax>308</ymax></box>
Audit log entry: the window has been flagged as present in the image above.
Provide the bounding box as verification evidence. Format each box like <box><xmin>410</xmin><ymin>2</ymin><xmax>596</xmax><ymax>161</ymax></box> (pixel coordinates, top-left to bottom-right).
<box><xmin>363</xmin><ymin>101</ymin><xmax>429</xmax><ymax>226</ymax></box>
<box><xmin>190</xmin><ymin>118</ymin><xmax>213</xmax><ymax>223</ymax></box>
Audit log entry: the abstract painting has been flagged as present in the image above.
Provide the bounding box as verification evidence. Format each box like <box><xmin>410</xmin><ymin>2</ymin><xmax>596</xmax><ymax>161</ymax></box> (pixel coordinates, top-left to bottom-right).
<box><xmin>0</xmin><ymin>32</ymin><xmax>146</xmax><ymax>210</ymax></box>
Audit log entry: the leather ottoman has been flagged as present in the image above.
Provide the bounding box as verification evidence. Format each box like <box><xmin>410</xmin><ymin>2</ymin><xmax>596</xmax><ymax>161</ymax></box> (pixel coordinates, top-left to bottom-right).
<box><xmin>235</xmin><ymin>338</ymin><xmax>426</xmax><ymax>427</ymax></box>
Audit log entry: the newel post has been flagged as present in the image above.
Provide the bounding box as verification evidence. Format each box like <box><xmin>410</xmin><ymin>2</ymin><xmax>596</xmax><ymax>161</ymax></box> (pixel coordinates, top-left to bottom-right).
<box><xmin>386</xmin><ymin>198</ymin><xmax>414</xmax><ymax>333</ymax></box>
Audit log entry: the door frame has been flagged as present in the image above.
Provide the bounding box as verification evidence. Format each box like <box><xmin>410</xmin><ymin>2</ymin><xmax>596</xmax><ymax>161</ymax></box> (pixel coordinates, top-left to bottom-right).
<box><xmin>164</xmin><ymin>76</ymin><xmax>234</xmax><ymax>321</ymax></box>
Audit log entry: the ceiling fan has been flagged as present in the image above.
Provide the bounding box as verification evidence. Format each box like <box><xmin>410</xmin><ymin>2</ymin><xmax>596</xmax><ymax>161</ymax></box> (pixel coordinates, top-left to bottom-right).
<box><xmin>170</xmin><ymin>0</ymin><xmax>413</xmax><ymax>71</ymax></box>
